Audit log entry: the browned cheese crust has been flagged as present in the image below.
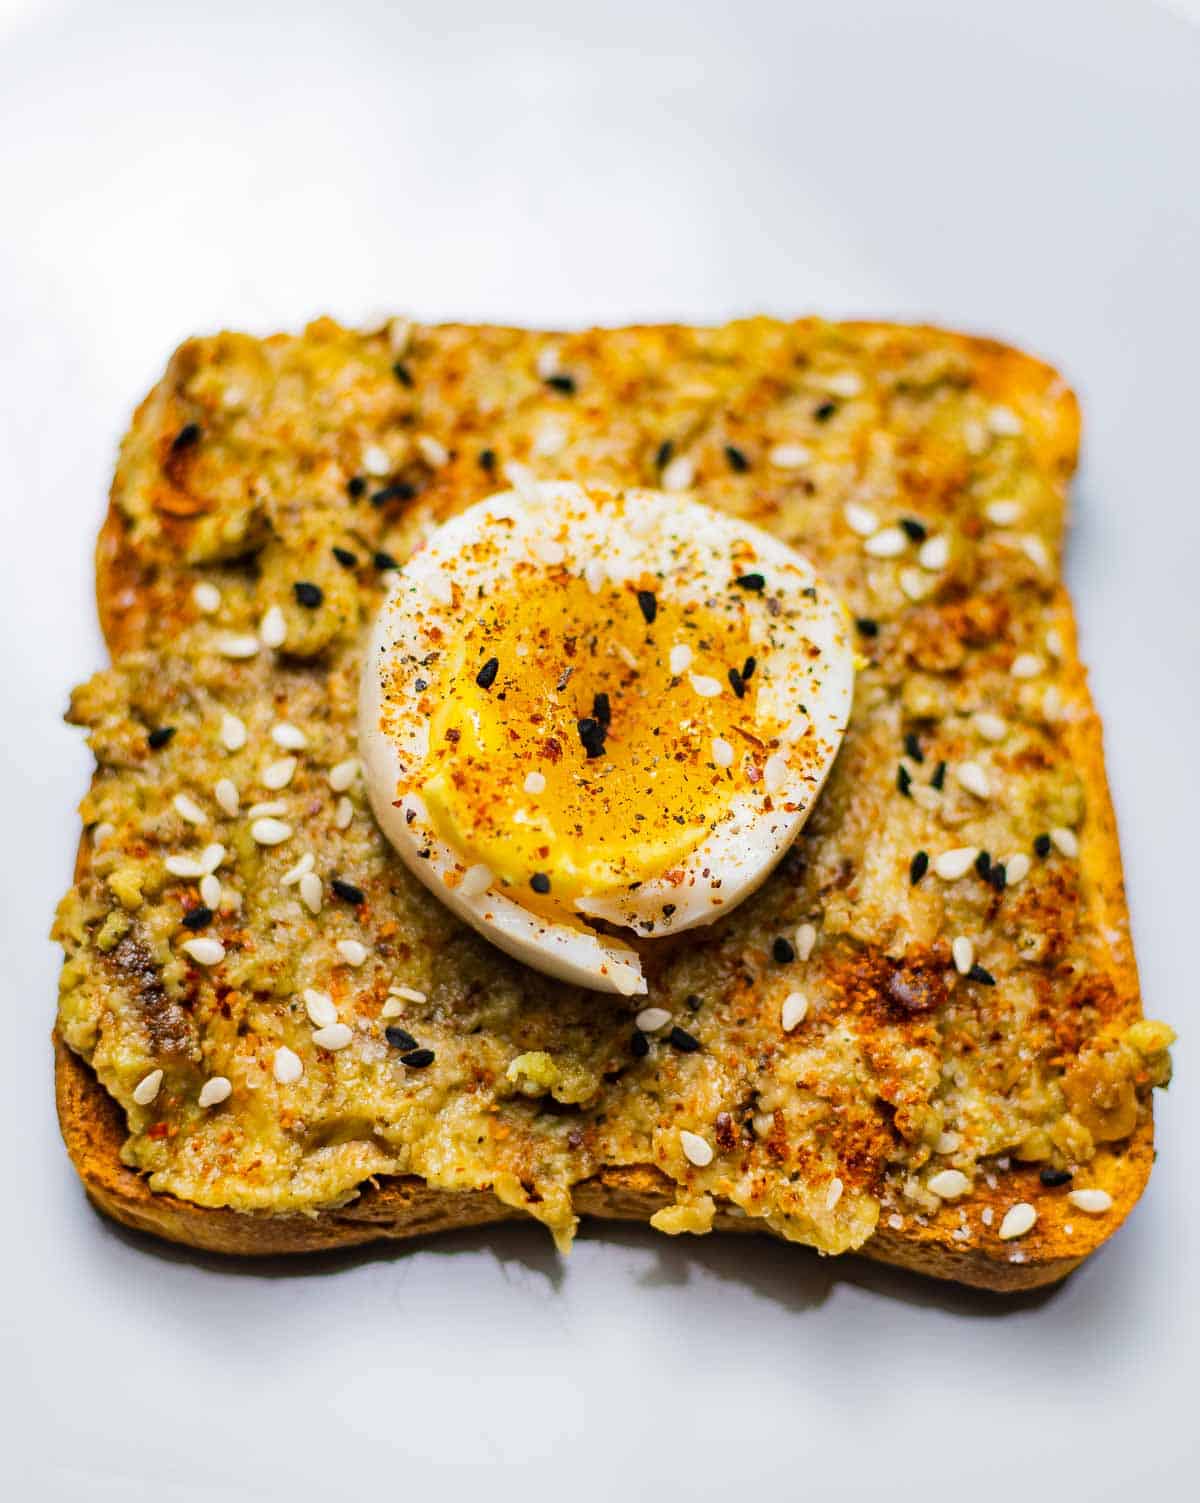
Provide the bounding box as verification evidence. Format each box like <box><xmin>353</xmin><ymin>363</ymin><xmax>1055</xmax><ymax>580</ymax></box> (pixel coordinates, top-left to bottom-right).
<box><xmin>53</xmin><ymin>318</ymin><xmax>1174</xmax><ymax>1289</ymax></box>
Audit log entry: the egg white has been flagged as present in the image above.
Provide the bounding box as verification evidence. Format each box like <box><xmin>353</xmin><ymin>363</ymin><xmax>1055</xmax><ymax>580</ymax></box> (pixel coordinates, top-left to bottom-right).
<box><xmin>359</xmin><ymin>480</ymin><xmax>855</xmax><ymax>995</ymax></box>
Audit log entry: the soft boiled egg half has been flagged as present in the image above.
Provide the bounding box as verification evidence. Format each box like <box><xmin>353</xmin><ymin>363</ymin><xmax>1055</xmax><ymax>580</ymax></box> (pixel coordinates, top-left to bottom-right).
<box><xmin>360</xmin><ymin>480</ymin><xmax>855</xmax><ymax>995</ymax></box>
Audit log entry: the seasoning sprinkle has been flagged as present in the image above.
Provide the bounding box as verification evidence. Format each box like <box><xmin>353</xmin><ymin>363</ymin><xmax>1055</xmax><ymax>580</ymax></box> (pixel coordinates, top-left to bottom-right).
<box><xmin>293</xmin><ymin>581</ymin><xmax>323</xmax><ymax>608</ymax></box>
<box><xmin>636</xmin><ymin>589</ymin><xmax>658</xmax><ymax>624</ymax></box>
<box><xmin>475</xmin><ymin>656</ymin><xmax>500</xmax><ymax>690</ymax></box>
<box><xmin>331</xmin><ymin>878</ymin><xmax>365</xmax><ymax>905</ymax></box>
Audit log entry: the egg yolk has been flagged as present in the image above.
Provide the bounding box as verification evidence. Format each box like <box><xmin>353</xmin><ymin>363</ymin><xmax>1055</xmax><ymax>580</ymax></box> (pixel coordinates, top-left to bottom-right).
<box><xmin>419</xmin><ymin>571</ymin><xmax>761</xmax><ymax>907</ymax></box>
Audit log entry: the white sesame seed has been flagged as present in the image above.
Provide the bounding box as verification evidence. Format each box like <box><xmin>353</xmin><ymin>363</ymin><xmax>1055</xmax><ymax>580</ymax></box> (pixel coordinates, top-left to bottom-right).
<box><xmin>535</xmin><ymin>342</ymin><xmax>561</xmax><ymax>380</ymax></box>
<box><xmin>689</xmin><ymin>673</ymin><xmax>723</xmax><ymax>698</ymax></box>
<box><xmin>680</xmin><ymin>1130</ymin><xmax>713</xmax><ymax>1167</ymax></box>
<box><xmin>1067</xmin><ymin>1188</ymin><xmax>1113</xmax><ymax>1214</ymax></box>
<box><xmin>669</xmin><ymin>643</ymin><xmax>693</xmax><ymax>676</ymax></box>
<box><xmin>199</xmin><ymin>843</ymin><xmax>225</xmax><ymax>874</ymax></box>
<box><xmin>985</xmin><ymin>498</ymin><xmax>1022</xmax><ymax>526</ymax></box>
<box><xmin>614</xmin><ymin>643</ymin><xmax>639</xmax><ymax>670</ymax></box>
<box><xmin>661</xmin><ymin>454</ymin><xmax>695</xmax><ymax>492</ymax></box>
<box><xmin>794</xmin><ymin>922</ymin><xmax>817</xmax><ymax>961</ymax></box>
<box><xmin>535</xmin><ymin>537</ymin><xmax>566</xmax><ymax>565</ymax></box>
<box><xmin>1045</xmin><ymin>627</ymin><xmax>1064</xmax><ymax>659</ymax></box>
<box><xmin>198</xmin><ymin>1076</ymin><xmax>232</xmax><ymax>1108</ymax></box>
<box><xmin>251</xmin><ymin>817</ymin><xmax>293</xmax><ymax>846</ymax></box>
<box><xmin>312</xmin><ymin>1022</ymin><xmax>354</xmax><ymax>1051</ymax></box>
<box><xmin>952</xmin><ymin>936</ymin><xmax>974</xmax><ymax>975</ymax></box>
<box><xmin>887</xmin><ymin>1212</ymin><xmax>904</xmax><ymax>1231</ymax></box>
<box><xmin>92</xmin><ymin>822</ymin><xmax>115</xmax><ymax>848</ymax></box>
<box><xmin>460</xmin><ymin>864</ymin><xmax>492</xmax><ymax>898</ymax></box>
<box><xmin>247</xmin><ymin>800</ymin><xmax>287</xmax><ymax>818</ymax></box>
<box><xmin>998</xmin><ymin>1202</ymin><xmax>1037</xmax><ymax>1240</ymax></box>
<box><xmin>936</xmin><ymin>1131</ymin><xmax>961</xmax><ymax>1154</ymax></box>
<box><xmin>763</xmin><ymin>753</ymin><xmax>789</xmax><ymax>793</ymax></box>
<box><xmin>390</xmin><ymin>984</ymin><xmax>426</xmax><ymax>1003</ymax></box>
<box><xmin>200</xmin><ymin>873</ymin><xmax>221</xmax><ymax>908</ymax></box>
<box><xmin>416</xmin><ymin>433</ymin><xmax>449</xmax><ymax>468</ymax></box>
<box><xmin>334</xmin><ymin>796</ymin><xmax>354</xmax><ymax>829</ymax></box>
<box><xmin>933</xmin><ymin>847</ymin><xmax>979</xmax><ymax>880</ymax></box>
<box><xmin>380</xmin><ymin>997</ymin><xmax>405</xmax><ymax>1019</ymax></box>
<box><xmin>955</xmin><ymin>761</ymin><xmax>991</xmax><ymax>799</ymax></box>
<box><xmin>271</xmin><ymin>722</ymin><xmax>307</xmax><ymax>750</ymax></box>
<box><xmin>337</xmin><ymin>939</ymin><xmax>369</xmax><ymax>967</ymax></box>
<box><xmin>216</xmin><ymin>633</ymin><xmax>259</xmax><ymax>660</ymax></box>
<box><xmin>214</xmin><ymin>777</ymin><xmax>239</xmax><ymax>816</ymax></box>
<box><xmin>636</xmin><ymin>1007</ymin><xmax>672</xmax><ymax>1033</ymax></box>
<box><xmin>273</xmin><ymin>1046</ymin><xmax>303</xmax><ymax>1084</ymax></box>
<box><xmin>826</xmin><ymin>371</ymin><xmax>862</xmax><ymax>398</ymax></box>
<box><xmin>193</xmin><ymin>581</ymin><xmax>221</xmax><ymax>614</ymax></box>
<box><xmin>584</xmin><ymin>558</ymin><xmax>605</xmax><ymax>594</ymax></box>
<box><xmin>1042</xmin><ymin>684</ymin><xmax>1063</xmax><ymax>721</ymax></box>
<box><xmin>132</xmin><ymin>1068</ymin><xmax>163</xmax><ymax>1106</ymax></box>
<box><xmin>261</xmin><ymin>756</ymin><xmax>297</xmax><ymax>791</ymax></box>
<box><xmin>219</xmin><ymin>712</ymin><xmax>247</xmax><ymax>751</ymax></box>
<box><xmin>524</xmin><ymin>770</ymin><xmax>546</xmax><ymax>795</ymax></box>
<box><xmin>826</xmin><ymin>1177</ymin><xmax>844</xmax><ymax>1210</ymax></box>
<box><xmin>303</xmin><ymin>988</ymin><xmax>338</xmax><ymax>1027</ymax></box>
<box><xmin>1004</xmin><ymin>853</ymin><xmax>1032</xmax><ymax>885</ymax></box>
<box><xmin>328</xmin><ymin>758</ymin><xmax>359</xmax><ymax>792</ymax></box>
<box><xmin>928</xmin><ymin>1169</ymin><xmax>970</xmax><ymax>1199</ymax></box>
<box><xmin>843</xmin><ymin>501</ymin><xmax>878</xmax><ymax>537</ymax></box>
<box><xmin>781</xmin><ymin>992</ymin><xmax>808</xmax><ymax>1032</ymax></box>
<box><xmin>281</xmin><ymin>852</ymin><xmax>314</xmax><ymax>885</ymax></box>
<box><xmin>532</xmin><ymin>420</ymin><xmax>567</xmax><ymax>459</ymax></box>
<box><xmin>1050</xmin><ymin>826</ymin><xmax>1079</xmax><ymax>858</ymax></box>
<box><xmin>712</xmin><ymin>737</ymin><xmax>734</xmax><ymax>768</ymax></box>
<box><xmin>782</xmin><ymin>713</ymin><xmax>810</xmax><ymax>744</ymax></box>
<box><xmin>299</xmin><ymin>872</ymin><xmax>323</xmax><ymax>914</ymax></box>
<box><xmin>987</xmin><ymin>405</ymin><xmax>1023</xmax><ymax>437</ymax></box>
<box><xmin>503</xmin><ymin>461</ymin><xmax>543</xmax><ymax>504</ymax></box>
<box><xmin>388</xmin><ymin>317</ymin><xmax>412</xmax><ymax>356</ymax></box>
<box><xmin>1010</xmin><ymin>652</ymin><xmax>1044</xmax><ymax>679</ymax></box>
<box><xmin>863</xmin><ymin>525</ymin><xmax>907</xmax><ymax>558</ymax></box>
<box><xmin>973</xmin><ymin>712</ymin><xmax>1008</xmax><ymax>743</ymax></box>
<box><xmin>899</xmin><ymin>566</ymin><xmax>931</xmax><ymax>601</ymax></box>
<box><xmin>181</xmin><ymin>937</ymin><xmax>225</xmax><ymax>966</ymax></box>
<box><xmin>259</xmin><ymin>606</ymin><xmax>287</xmax><ymax>649</ymax></box>
<box><xmin>767</xmin><ymin>442</ymin><xmax>812</xmax><ymax>469</ymax></box>
<box><xmin>362</xmin><ymin>443</ymin><xmax>390</xmax><ymax>476</ymax></box>
<box><xmin>752</xmin><ymin>1113</ymin><xmax>775</xmax><ymax>1138</ymax></box>
<box><xmin>1020</xmin><ymin>535</ymin><xmax>1049</xmax><ymax>569</ymax></box>
<box><xmin>918</xmin><ymin>534</ymin><xmax>950</xmax><ymax>571</ymax></box>
<box><xmin>165</xmin><ymin>854</ymin><xmax>205</xmax><ymax>878</ymax></box>
<box><xmin>981</xmin><ymin>1206</ymin><xmax>995</xmax><ymax>1227</ymax></box>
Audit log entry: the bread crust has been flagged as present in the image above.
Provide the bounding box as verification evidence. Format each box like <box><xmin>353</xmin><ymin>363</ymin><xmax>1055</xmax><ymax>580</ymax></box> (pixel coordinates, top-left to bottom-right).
<box><xmin>54</xmin><ymin>320</ymin><xmax>1158</xmax><ymax>1291</ymax></box>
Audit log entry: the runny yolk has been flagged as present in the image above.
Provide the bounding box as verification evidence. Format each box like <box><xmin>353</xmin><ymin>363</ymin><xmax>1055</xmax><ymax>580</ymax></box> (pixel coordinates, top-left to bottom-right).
<box><xmin>419</xmin><ymin>571</ymin><xmax>761</xmax><ymax>906</ymax></box>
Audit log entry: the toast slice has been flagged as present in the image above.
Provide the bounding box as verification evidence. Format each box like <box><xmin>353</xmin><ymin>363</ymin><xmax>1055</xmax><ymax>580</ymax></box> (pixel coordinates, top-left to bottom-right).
<box><xmin>53</xmin><ymin>317</ymin><xmax>1172</xmax><ymax>1290</ymax></box>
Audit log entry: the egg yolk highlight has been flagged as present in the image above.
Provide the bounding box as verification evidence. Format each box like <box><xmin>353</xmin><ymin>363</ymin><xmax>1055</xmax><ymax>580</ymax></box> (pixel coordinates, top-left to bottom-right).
<box><xmin>419</xmin><ymin>572</ymin><xmax>761</xmax><ymax>907</ymax></box>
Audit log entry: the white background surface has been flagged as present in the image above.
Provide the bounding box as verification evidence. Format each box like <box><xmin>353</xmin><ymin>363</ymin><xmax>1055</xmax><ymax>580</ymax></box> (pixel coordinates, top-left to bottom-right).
<box><xmin>2</xmin><ymin>1</ymin><xmax>1197</xmax><ymax>1498</ymax></box>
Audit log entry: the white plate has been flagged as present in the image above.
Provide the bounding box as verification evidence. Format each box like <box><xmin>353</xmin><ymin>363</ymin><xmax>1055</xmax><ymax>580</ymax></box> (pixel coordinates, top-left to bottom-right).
<box><xmin>1</xmin><ymin>2</ymin><xmax>1197</xmax><ymax>1498</ymax></box>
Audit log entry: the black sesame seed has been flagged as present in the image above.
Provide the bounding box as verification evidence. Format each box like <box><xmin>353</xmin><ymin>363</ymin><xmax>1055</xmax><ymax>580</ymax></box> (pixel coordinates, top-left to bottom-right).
<box><xmin>392</xmin><ymin>360</ymin><xmax>414</xmax><ymax>387</ymax></box>
<box><xmin>182</xmin><ymin>905</ymin><xmax>213</xmax><ymax>930</ymax></box>
<box><xmin>592</xmin><ymin>691</ymin><xmax>611</xmax><ymax>727</ymax></box>
<box><xmin>910</xmin><ymin>850</ymin><xmax>929</xmax><ymax>884</ymax></box>
<box><xmin>170</xmin><ymin>422</ymin><xmax>201</xmax><ymax>452</ymax></box>
<box><xmin>733</xmin><ymin>572</ymin><xmax>766</xmax><ymax>593</ymax></box>
<box><xmin>967</xmin><ymin>963</ymin><xmax>996</xmax><ymax>986</ymax></box>
<box><xmin>385</xmin><ymin>1026</ymin><xmax>419</xmax><ymax>1051</ymax></box>
<box><xmin>974</xmin><ymin>850</ymin><xmax>992</xmax><ymax>879</ymax></box>
<box><xmin>904</xmin><ymin>732</ymin><xmax>924</xmax><ymax>764</ymax></box>
<box><xmin>900</xmin><ymin>518</ymin><xmax>927</xmax><ymax>542</ymax></box>
<box><xmin>814</xmin><ymin>400</ymin><xmax>837</xmax><ymax>422</ymax></box>
<box><xmin>685</xmin><ymin>993</ymin><xmax>702</xmax><ymax>1011</ymax></box>
<box><xmin>856</xmin><ymin>617</ymin><xmax>879</xmax><ymax>637</ymax></box>
<box><xmin>988</xmin><ymin>862</ymin><xmax>1007</xmax><ymax>893</ymax></box>
<box><xmin>478</xmin><ymin>448</ymin><xmax>497</xmax><ymax>472</ymax></box>
<box><xmin>372</xmin><ymin>482</ymin><xmax>416</xmax><ymax>507</ymax></box>
<box><xmin>147</xmin><ymin>725</ymin><xmax>176</xmax><ymax>750</ymax></box>
<box><xmin>332</xmin><ymin>546</ymin><xmax>358</xmax><ymax>569</ymax></box>
<box><xmin>530</xmin><ymin>873</ymin><xmax>551</xmax><ymax>894</ymax></box>
<box><xmin>400</xmin><ymin>1048</ymin><xmax>435</xmax><ymax>1069</ymax></box>
<box><xmin>414</xmin><ymin>678</ymin><xmax>428</xmax><ymax>692</ymax></box>
<box><xmin>662</xmin><ymin>903</ymin><xmax>676</xmax><ymax>917</ymax></box>
<box><xmin>331</xmin><ymin>878</ymin><xmax>365</xmax><ymax>905</ymax></box>
<box><xmin>897</xmin><ymin>765</ymin><xmax>912</xmax><ymax>797</ymax></box>
<box><xmin>374</xmin><ymin>550</ymin><xmax>399</xmax><ymax>571</ymax></box>
<box><xmin>728</xmin><ymin>667</ymin><xmax>746</xmax><ymax>699</ymax></box>
<box><xmin>293</xmin><ymin>581</ymin><xmax>323</xmax><ymax>608</ymax></box>
<box><xmin>636</xmin><ymin>589</ymin><xmax>658</xmax><ymax>624</ymax></box>
<box><xmin>475</xmin><ymin>656</ymin><xmax>500</xmax><ymax>690</ymax></box>
<box><xmin>772</xmin><ymin>936</ymin><xmax>795</xmax><ymax>964</ymax></box>
<box><xmin>1039</xmin><ymin>1167</ymin><xmax>1073</xmax><ymax>1187</ymax></box>
<box><xmin>724</xmin><ymin>443</ymin><xmax>750</xmax><ymax>473</ymax></box>
<box><xmin>655</xmin><ymin>439</ymin><xmax>674</xmax><ymax>469</ymax></box>
<box><xmin>1034</xmin><ymin>832</ymin><xmax>1052</xmax><ymax>858</ymax></box>
<box><xmin>631</xmin><ymin>1031</ymin><xmax>650</xmax><ymax>1059</ymax></box>
<box><xmin>347</xmin><ymin>475</ymin><xmax>367</xmax><ymax>499</ymax></box>
<box><xmin>545</xmin><ymin>373</ymin><xmax>576</xmax><ymax>394</ymax></box>
<box><xmin>741</xmin><ymin>656</ymin><xmax>756</xmax><ymax>682</ymax></box>
<box><xmin>577</xmin><ymin>716</ymin><xmax>606</xmax><ymax>759</ymax></box>
<box><xmin>668</xmin><ymin>1025</ymin><xmax>701</xmax><ymax>1053</ymax></box>
<box><xmin>930</xmin><ymin>760</ymin><xmax>947</xmax><ymax>791</ymax></box>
